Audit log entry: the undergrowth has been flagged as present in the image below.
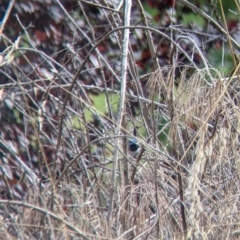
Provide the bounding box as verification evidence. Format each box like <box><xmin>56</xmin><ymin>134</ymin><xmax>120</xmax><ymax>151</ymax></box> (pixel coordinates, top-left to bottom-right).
<box><xmin>0</xmin><ymin>0</ymin><xmax>240</xmax><ymax>239</ymax></box>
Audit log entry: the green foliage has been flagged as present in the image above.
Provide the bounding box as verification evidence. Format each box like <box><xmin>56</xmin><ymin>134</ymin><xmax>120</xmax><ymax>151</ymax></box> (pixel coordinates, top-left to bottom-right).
<box><xmin>216</xmin><ymin>0</ymin><xmax>239</xmax><ymax>19</ymax></box>
<box><xmin>157</xmin><ymin>116</ymin><xmax>170</xmax><ymax>144</ymax></box>
<box><xmin>87</xmin><ymin>92</ymin><xmax>119</xmax><ymax>118</ymax></box>
<box><xmin>207</xmin><ymin>46</ymin><xmax>234</xmax><ymax>75</ymax></box>
<box><xmin>142</xmin><ymin>3</ymin><xmax>159</xmax><ymax>25</ymax></box>
<box><xmin>180</xmin><ymin>13</ymin><xmax>205</xmax><ymax>27</ymax></box>
<box><xmin>72</xmin><ymin>92</ymin><xmax>119</xmax><ymax>129</ymax></box>
<box><xmin>13</xmin><ymin>108</ymin><xmax>22</xmax><ymax>124</ymax></box>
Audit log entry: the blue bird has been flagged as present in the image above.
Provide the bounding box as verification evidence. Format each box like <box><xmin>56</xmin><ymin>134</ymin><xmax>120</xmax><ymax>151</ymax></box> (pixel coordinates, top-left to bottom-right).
<box><xmin>129</xmin><ymin>138</ymin><xmax>139</xmax><ymax>152</ymax></box>
<box><xmin>128</xmin><ymin>127</ymin><xmax>140</xmax><ymax>156</ymax></box>
<box><xmin>128</xmin><ymin>138</ymin><xmax>139</xmax><ymax>156</ymax></box>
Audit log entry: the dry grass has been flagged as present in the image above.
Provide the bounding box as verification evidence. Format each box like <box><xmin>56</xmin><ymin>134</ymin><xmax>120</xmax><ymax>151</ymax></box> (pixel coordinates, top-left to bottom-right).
<box><xmin>1</xmin><ymin>0</ymin><xmax>240</xmax><ymax>239</ymax></box>
<box><xmin>1</xmin><ymin>67</ymin><xmax>240</xmax><ymax>239</ymax></box>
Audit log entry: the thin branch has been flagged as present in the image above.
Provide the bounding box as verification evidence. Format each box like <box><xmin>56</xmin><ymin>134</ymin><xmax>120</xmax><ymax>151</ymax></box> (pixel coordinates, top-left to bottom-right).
<box><xmin>178</xmin><ymin>0</ymin><xmax>240</xmax><ymax>51</ymax></box>
<box><xmin>107</xmin><ymin>0</ymin><xmax>132</xmax><ymax>236</ymax></box>
<box><xmin>55</xmin><ymin>135</ymin><xmax>125</xmax><ymax>187</ymax></box>
<box><xmin>0</xmin><ymin>200</ymin><xmax>89</xmax><ymax>240</ymax></box>
<box><xmin>0</xmin><ymin>0</ymin><xmax>15</xmax><ymax>32</ymax></box>
<box><xmin>79</xmin><ymin>0</ymin><xmax>120</xmax><ymax>13</ymax></box>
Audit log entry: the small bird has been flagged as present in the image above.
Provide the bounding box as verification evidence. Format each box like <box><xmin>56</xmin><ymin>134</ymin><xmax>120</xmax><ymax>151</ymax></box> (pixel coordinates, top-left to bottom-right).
<box><xmin>128</xmin><ymin>127</ymin><xmax>140</xmax><ymax>157</ymax></box>
<box><xmin>128</xmin><ymin>138</ymin><xmax>139</xmax><ymax>157</ymax></box>
<box><xmin>129</xmin><ymin>138</ymin><xmax>139</xmax><ymax>152</ymax></box>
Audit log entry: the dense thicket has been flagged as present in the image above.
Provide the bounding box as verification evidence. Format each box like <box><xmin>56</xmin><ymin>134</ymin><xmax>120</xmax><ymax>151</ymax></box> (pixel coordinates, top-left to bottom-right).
<box><xmin>0</xmin><ymin>0</ymin><xmax>240</xmax><ymax>239</ymax></box>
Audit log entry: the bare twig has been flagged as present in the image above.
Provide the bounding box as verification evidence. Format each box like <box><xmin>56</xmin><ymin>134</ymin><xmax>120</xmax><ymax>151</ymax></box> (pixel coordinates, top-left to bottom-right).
<box><xmin>0</xmin><ymin>0</ymin><xmax>15</xmax><ymax>32</ymax></box>
<box><xmin>107</xmin><ymin>0</ymin><xmax>132</xmax><ymax>237</ymax></box>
